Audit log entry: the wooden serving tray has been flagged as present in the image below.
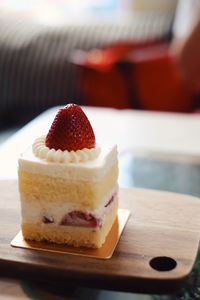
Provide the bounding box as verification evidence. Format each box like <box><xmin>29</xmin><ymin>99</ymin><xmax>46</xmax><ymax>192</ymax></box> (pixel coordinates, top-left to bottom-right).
<box><xmin>1</xmin><ymin>180</ymin><xmax>200</xmax><ymax>294</ymax></box>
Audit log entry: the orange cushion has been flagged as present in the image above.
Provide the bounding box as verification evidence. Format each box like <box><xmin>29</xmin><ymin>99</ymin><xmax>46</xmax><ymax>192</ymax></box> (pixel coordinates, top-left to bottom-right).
<box><xmin>132</xmin><ymin>46</ymin><xmax>194</xmax><ymax>112</ymax></box>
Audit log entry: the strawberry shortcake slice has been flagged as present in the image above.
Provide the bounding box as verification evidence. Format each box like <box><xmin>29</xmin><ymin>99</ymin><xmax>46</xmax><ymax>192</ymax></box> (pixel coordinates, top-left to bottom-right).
<box><xmin>18</xmin><ymin>104</ymin><xmax>118</xmax><ymax>248</ymax></box>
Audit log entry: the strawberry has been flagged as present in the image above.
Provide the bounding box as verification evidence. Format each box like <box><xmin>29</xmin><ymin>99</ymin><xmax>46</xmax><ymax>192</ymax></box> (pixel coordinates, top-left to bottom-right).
<box><xmin>45</xmin><ymin>103</ymin><xmax>96</xmax><ymax>151</ymax></box>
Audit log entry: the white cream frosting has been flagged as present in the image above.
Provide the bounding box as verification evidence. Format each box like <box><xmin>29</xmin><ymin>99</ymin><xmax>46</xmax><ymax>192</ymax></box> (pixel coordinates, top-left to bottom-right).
<box><xmin>19</xmin><ymin>141</ymin><xmax>117</xmax><ymax>181</ymax></box>
<box><xmin>32</xmin><ymin>135</ymin><xmax>101</xmax><ymax>163</ymax></box>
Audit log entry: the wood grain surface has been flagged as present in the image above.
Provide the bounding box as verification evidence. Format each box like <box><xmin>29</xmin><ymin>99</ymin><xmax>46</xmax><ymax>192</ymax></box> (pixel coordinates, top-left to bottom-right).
<box><xmin>0</xmin><ymin>180</ymin><xmax>200</xmax><ymax>294</ymax></box>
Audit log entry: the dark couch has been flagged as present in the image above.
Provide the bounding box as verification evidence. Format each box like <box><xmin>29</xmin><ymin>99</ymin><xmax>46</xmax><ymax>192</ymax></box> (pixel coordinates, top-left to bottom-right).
<box><xmin>0</xmin><ymin>7</ymin><xmax>175</xmax><ymax>126</ymax></box>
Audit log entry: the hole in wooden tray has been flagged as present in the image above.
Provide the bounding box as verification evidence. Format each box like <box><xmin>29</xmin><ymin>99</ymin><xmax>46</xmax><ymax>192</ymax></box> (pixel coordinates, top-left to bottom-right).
<box><xmin>149</xmin><ymin>256</ymin><xmax>177</xmax><ymax>271</ymax></box>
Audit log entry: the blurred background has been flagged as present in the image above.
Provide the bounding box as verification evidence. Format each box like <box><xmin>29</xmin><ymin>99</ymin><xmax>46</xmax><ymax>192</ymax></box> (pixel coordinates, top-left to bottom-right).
<box><xmin>1</xmin><ymin>3</ymin><xmax>200</xmax><ymax>299</ymax></box>
<box><xmin>0</xmin><ymin>0</ymin><xmax>200</xmax><ymax>128</ymax></box>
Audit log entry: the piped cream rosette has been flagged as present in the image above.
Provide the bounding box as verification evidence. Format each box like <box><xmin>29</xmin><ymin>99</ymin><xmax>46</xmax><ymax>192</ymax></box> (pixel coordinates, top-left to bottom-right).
<box><xmin>32</xmin><ymin>136</ymin><xmax>101</xmax><ymax>163</ymax></box>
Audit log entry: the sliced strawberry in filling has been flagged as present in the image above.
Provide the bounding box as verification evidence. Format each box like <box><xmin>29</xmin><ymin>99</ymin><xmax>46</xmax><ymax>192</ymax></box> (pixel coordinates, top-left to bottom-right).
<box><xmin>59</xmin><ymin>194</ymin><xmax>116</xmax><ymax>228</ymax></box>
<box><xmin>60</xmin><ymin>211</ymin><xmax>102</xmax><ymax>228</ymax></box>
<box><xmin>104</xmin><ymin>194</ymin><xmax>115</xmax><ymax>207</ymax></box>
<box><xmin>42</xmin><ymin>194</ymin><xmax>116</xmax><ymax>227</ymax></box>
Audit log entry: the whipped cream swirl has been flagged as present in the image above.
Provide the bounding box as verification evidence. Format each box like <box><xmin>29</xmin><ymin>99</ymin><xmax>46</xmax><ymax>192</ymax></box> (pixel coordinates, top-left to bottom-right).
<box><xmin>32</xmin><ymin>136</ymin><xmax>100</xmax><ymax>163</ymax></box>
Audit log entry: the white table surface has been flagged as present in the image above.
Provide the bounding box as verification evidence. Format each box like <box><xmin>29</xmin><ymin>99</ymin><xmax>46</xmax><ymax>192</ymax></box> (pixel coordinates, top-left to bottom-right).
<box><xmin>0</xmin><ymin>106</ymin><xmax>200</xmax><ymax>180</ymax></box>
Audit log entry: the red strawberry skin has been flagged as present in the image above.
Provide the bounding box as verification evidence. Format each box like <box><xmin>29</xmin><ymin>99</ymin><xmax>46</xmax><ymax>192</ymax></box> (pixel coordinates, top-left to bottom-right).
<box><xmin>45</xmin><ymin>103</ymin><xmax>96</xmax><ymax>151</ymax></box>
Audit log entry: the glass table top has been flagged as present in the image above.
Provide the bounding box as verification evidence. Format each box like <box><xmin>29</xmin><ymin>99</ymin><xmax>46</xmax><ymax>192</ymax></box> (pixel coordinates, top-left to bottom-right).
<box><xmin>119</xmin><ymin>152</ymin><xmax>200</xmax><ymax>198</ymax></box>
<box><xmin>119</xmin><ymin>152</ymin><xmax>200</xmax><ymax>300</ymax></box>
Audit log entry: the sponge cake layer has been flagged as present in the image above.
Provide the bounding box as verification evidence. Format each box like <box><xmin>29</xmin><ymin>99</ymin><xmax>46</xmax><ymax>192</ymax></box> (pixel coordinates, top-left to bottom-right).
<box><xmin>19</xmin><ymin>162</ymin><xmax>118</xmax><ymax>209</ymax></box>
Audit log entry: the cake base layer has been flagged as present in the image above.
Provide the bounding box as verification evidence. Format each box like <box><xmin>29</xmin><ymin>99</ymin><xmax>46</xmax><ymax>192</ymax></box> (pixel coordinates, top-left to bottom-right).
<box><xmin>22</xmin><ymin>197</ymin><xmax>118</xmax><ymax>248</ymax></box>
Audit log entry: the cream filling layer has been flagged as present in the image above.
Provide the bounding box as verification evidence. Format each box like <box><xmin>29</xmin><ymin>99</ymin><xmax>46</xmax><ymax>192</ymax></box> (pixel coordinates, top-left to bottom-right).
<box><xmin>19</xmin><ymin>144</ymin><xmax>117</xmax><ymax>181</ymax></box>
<box><xmin>21</xmin><ymin>186</ymin><xmax>118</xmax><ymax>225</ymax></box>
